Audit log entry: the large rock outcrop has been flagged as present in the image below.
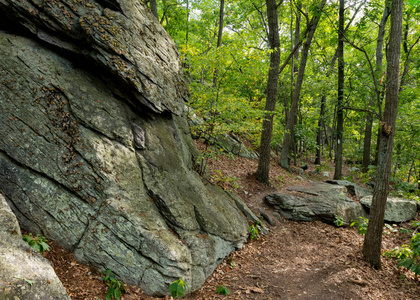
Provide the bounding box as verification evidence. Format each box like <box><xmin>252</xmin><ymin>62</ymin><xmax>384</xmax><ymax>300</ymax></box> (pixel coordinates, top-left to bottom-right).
<box><xmin>0</xmin><ymin>194</ymin><xmax>70</xmax><ymax>299</ymax></box>
<box><xmin>0</xmin><ymin>0</ymin><xmax>249</xmax><ymax>296</ymax></box>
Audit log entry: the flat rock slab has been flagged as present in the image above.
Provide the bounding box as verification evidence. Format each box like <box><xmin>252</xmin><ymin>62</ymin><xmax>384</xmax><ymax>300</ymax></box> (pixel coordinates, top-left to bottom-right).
<box><xmin>0</xmin><ymin>194</ymin><xmax>70</xmax><ymax>300</ymax></box>
<box><xmin>360</xmin><ymin>196</ymin><xmax>417</xmax><ymax>222</ymax></box>
<box><xmin>266</xmin><ymin>183</ymin><xmax>367</xmax><ymax>224</ymax></box>
<box><xmin>325</xmin><ymin>180</ymin><xmax>372</xmax><ymax>198</ymax></box>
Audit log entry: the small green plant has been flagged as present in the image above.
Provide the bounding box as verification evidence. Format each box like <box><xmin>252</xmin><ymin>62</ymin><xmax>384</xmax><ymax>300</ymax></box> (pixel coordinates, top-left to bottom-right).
<box><xmin>227</xmin><ymin>257</ymin><xmax>236</xmax><ymax>268</ymax></box>
<box><xmin>169</xmin><ymin>278</ymin><xmax>187</xmax><ymax>298</ymax></box>
<box><xmin>384</xmin><ymin>224</ymin><xmax>398</xmax><ymax>233</ymax></box>
<box><xmin>400</xmin><ymin>227</ymin><xmax>412</xmax><ymax>234</ymax></box>
<box><xmin>211</xmin><ymin>170</ymin><xmax>240</xmax><ymax>190</ymax></box>
<box><xmin>102</xmin><ymin>269</ymin><xmax>127</xmax><ymax>300</ymax></box>
<box><xmin>350</xmin><ymin>217</ymin><xmax>369</xmax><ymax>235</ymax></box>
<box><xmin>333</xmin><ymin>215</ymin><xmax>345</xmax><ymax>227</ymax></box>
<box><xmin>384</xmin><ymin>233</ymin><xmax>420</xmax><ymax>277</ymax></box>
<box><xmin>14</xmin><ymin>275</ymin><xmax>34</xmax><ymax>286</ymax></box>
<box><xmin>248</xmin><ymin>220</ymin><xmax>264</xmax><ymax>240</ymax></box>
<box><xmin>22</xmin><ymin>233</ymin><xmax>50</xmax><ymax>254</ymax></box>
<box><xmin>216</xmin><ymin>285</ymin><xmax>230</xmax><ymax>295</ymax></box>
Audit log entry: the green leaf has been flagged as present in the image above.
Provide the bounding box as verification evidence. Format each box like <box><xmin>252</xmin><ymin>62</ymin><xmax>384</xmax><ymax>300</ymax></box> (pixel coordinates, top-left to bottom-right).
<box><xmin>169</xmin><ymin>278</ymin><xmax>186</xmax><ymax>298</ymax></box>
<box><xmin>216</xmin><ymin>285</ymin><xmax>230</xmax><ymax>295</ymax></box>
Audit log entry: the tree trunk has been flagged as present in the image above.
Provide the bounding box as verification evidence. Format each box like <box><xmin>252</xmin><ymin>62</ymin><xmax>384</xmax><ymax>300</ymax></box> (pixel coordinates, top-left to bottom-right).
<box><xmin>149</xmin><ymin>0</ymin><xmax>158</xmax><ymax>19</ymax></box>
<box><xmin>362</xmin><ymin>0</ymin><xmax>390</xmax><ymax>173</ymax></box>
<box><xmin>256</xmin><ymin>0</ymin><xmax>281</xmax><ymax>183</ymax></box>
<box><xmin>315</xmin><ymin>95</ymin><xmax>326</xmax><ymax>164</ymax></box>
<box><xmin>213</xmin><ymin>0</ymin><xmax>225</xmax><ymax>87</ymax></box>
<box><xmin>280</xmin><ymin>0</ymin><xmax>326</xmax><ymax>169</ymax></box>
<box><xmin>333</xmin><ymin>0</ymin><xmax>345</xmax><ymax>180</ymax></box>
<box><xmin>362</xmin><ymin>0</ymin><xmax>403</xmax><ymax>269</ymax></box>
<box><xmin>315</xmin><ymin>1</ymin><xmax>363</xmax><ymax>166</ymax></box>
<box><xmin>362</xmin><ymin>115</ymin><xmax>373</xmax><ymax>172</ymax></box>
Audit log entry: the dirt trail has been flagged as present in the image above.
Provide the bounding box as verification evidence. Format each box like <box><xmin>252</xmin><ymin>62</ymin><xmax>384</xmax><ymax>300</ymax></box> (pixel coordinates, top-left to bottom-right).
<box><xmin>43</xmin><ymin>145</ymin><xmax>420</xmax><ymax>299</ymax></box>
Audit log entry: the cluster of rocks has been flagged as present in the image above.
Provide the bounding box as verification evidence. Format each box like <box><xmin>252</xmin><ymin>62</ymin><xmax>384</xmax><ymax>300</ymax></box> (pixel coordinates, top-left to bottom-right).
<box><xmin>265</xmin><ymin>180</ymin><xmax>418</xmax><ymax>224</ymax></box>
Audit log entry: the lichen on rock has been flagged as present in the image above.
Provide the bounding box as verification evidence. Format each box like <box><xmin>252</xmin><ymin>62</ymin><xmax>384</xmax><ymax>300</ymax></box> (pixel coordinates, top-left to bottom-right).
<box><xmin>0</xmin><ymin>0</ymin><xmax>251</xmax><ymax>296</ymax></box>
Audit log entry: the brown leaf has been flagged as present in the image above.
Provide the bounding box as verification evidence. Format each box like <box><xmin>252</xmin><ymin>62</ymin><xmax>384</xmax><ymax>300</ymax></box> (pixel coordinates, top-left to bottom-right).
<box><xmin>250</xmin><ymin>287</ymin><xmax>264</xmax><ymax>293</ymax></box>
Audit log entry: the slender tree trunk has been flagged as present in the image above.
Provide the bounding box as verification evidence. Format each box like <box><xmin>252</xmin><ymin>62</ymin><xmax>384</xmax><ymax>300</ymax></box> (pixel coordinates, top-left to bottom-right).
<box><xmin>407</xmin><ymin>160</ymin><xmax>415</xmax><ymax>183</ymax></box>
<box><xmin>315</xmin><ymin>1</ymin><xmax>364</xmax><ymax>165</ymax></box>
<box><xmin>418</xmin><ymin>163</ymin><xmax>420</xmax><ymax>190</ymax></box>
<box><xmin>315</xmin><ymin>95</ymin><xmax>326</xmax><ymax>164</ymax></box>
<box><xmin>186</xmin><ymin>0</ymin><xmax>189</xmax><ymax>45</ymax></box>
<box><xmin>362</xmin><ymin>0</ymin><xmax>391</xmax><ymax>173</ymax></box>
<box><xmin>213</xmin><ymin>0</ymin><xmax>225</xmax><ymax>87</ymax></box>
<box><xmin>256</xmin><ymin>0</ymin><xmax>281</xmax><ymax>183</ymax></box>
<box><xmin>149</xmin><ymin>0</ymin><xmax>158</xmax><ymax>19</ymax></box>
<box><xmin>333</xmin><ymin>0</ymin><xmax>345</xmax><ymax>180</ymax></box>
<box><xmin>280</xmin><ymin>0</ymin><xmax>326</xmax><ymax>169</ymax></box>
<box><xmin>362</xmin><ymin>0</ymin><xmax>403</xmax><ymax>269</ymax></box>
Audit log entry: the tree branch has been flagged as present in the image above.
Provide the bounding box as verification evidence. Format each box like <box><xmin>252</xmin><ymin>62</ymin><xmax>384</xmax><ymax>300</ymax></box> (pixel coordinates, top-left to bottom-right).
<box><xmin>342</xmin><ymin>106</ymin><xmax>380</xmax><ymax>119</ymax></box>
<box><xmin>400</xmin><ymin>35</ymin><xmax>420</xmax><ymax>91</ymax></box>
<box><xmin>253</xmin><ymin>3</ymin><xmax>269</xmax><ymax>41</ymax></box>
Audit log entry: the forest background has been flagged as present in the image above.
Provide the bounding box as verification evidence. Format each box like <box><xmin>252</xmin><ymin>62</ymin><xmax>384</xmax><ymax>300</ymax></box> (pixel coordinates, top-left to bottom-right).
<box><xmin>147</xmin><ymin>0</ymin><xmax>420</xmax><ymax>195</ymax></box>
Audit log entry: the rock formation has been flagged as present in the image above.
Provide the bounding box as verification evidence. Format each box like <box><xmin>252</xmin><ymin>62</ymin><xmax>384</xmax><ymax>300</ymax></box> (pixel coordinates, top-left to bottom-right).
<box><xmin>360</xmin><ymin>196</ymin><xmax>417</xmax><ymax>223</ymax></box>
<box><xmin>265</xmin><ymin>182</ymin><xmax>368</xmax><ymax>224</ymax></box>
<box><xmin>0</xmin><ymin>194</ymin><xmax>70</xmax><ymax>299</ymax></box>
<box><xmin>0</xmin><ymin>0</ymin><xmax>250</xmax><ymax>295</ymax></box>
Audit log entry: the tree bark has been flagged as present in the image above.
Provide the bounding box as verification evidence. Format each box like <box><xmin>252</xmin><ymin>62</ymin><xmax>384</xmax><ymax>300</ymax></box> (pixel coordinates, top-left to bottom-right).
<box><xmin>213</xmin><ymin>0</ymin><xmax>225</xmax><ymax>87</ymax></box>
<box><xmin>149</xmin><ymin>0</ymin><xmax>158</xmax><ymax>19</ymax></box>
<box><xmin>314</xmin><ymin>1</ymin><xmax>363</xmax><ymax>165</ymax></box>
<box><xmin>362</xmin><ymin>0</ymin><xmax>403</xmax><ymax>269</ymax></box>
<box><xmin>256</xmin><ymin>0</ymin><xmax>281</xmax><ymax>183</ymax></box>
<box><xmin>280</xmin><ymin>0</ymin><xmax>326</xmax><ymax>169</ymax></box>
<box><xmin>362</xmin><ymin>0</ymin><xmax>390</xmax><ymax>173</ymax></box>
<box><xmin>333</xmin><ymin>0</ymin><xmax>345</xmax><ymax>180</ymax></box>
<box><xmin>315</xmin><ymin>95</ymin><xmax>326</xmax><ymax>164</ymax></box>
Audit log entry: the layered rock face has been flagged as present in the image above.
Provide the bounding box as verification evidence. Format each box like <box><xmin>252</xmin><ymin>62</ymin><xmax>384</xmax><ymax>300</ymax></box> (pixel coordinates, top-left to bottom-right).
<box><xmin>0</xmin><ymin>0</ymin><xmax>249</xmax><ymax>295</ymax></box>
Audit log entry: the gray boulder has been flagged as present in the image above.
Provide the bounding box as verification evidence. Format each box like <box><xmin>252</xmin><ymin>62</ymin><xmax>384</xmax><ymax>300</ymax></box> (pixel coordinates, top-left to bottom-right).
<box><xmin>265</xmin><ymin>183</ymin><xmax>367</xmax><ymax>224</ymax></box>
<box><xmin>0</xmin><ymin>194</ymin><xmax>70</xmax><ymax>300</ymax></box>
<box><xmin>360</xmin><ymin>196</ymin><xmax>417</xmax><ymax>222</ymax></box>
<box><xmin>325</xmin><ymin>180</ymin><xmax>372</xmax><ymax>198</ymax></box>
<box><xmin>0</xmin><ymin>1</ymin><xmax>250</xmax><ymax>296</ymax></box>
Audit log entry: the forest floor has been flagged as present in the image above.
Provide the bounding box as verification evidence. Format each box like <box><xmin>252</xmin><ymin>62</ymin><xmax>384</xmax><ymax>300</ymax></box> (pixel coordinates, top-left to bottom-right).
<box><xmin>42</xmin><ymin>141</ymin><xmax>420</xmax><ymax>299</ymax></box>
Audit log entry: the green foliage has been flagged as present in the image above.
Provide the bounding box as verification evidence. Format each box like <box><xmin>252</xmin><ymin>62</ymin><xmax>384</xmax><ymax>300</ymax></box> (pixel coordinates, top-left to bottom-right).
<box><xmin>216</xmin><ymin>285</ymin><xmax>230</xmax><ymax>295</ymax></box>
<box><xmin>384</xmin><ymin>224</ymin><xmax>398</xmax><ymax>234</ymax></box>
<box><xmin>211</xmin><ymin>170</ymin><xmax>240</xmax><ymax>190</ymax></box>
<box><xmin>333</xmin><ymin>215</ymin><xmax>345</xmax><ymax>227</ymax></box>
<box><xmin>350</xmin><ymin>217</ymin><xmax>369</xmax><ymax>235</ymax></box>
<box><xmin>227</xmin><ymin>257</ymin><xmax>236</xmax><ymax>268</ymax></box>
<box><xmin>22</xmin><ymin>233</ymin><xmax>50</xmax><ymax>254</ymax></box>
<box><xmin>169</xmin><ymin>278</ymin><xmax>187</xmax><ymax>298</ymax></box>
<box><xmin>14</xmin><ymin>275</ymin><xmax>34</xmax><ymax>286</ymax></box>
<box><xmin>248</xmin><ymin>220</ymin><xmax>264</xmax><ymax>240</ymax></box>
<box><xmin>102</xmin><ymin>269</ymin><xmax>127</xmax><ymax>300</ymax></box>
<box><xmin>157</xmin><ymin>0</ymin><xmax>420</xmax><ymax>190</ymax></box>
<box><xmin>384</xmin><ymin>233</ymin><xmax>420</xmax><ymax>277</ymax></box>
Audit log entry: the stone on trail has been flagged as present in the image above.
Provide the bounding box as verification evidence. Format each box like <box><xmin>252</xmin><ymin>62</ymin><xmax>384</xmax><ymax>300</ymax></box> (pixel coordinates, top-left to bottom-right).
<box><xmin>325</xmin><ymin>180</ymin><xmax>372</xmax><ymax>198</ymax></box>
<box><xmin>0</xmin><ymin>0</ymin><xmax>251</xmax><ymax>296</ymax></box>
<box><xmin>360</xmin><ymin>196</ymin><xmax>417</xmax><ymax>223</ymax></box>
<box><xmin>0</xmin><ymin>194</ymin><xmax>70</xmax><ymax>300</ymax></box>
<box><xmin>265</xmin><ymin>183</ymin><xmax>368</xmax><ymax>224</ymax></box>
